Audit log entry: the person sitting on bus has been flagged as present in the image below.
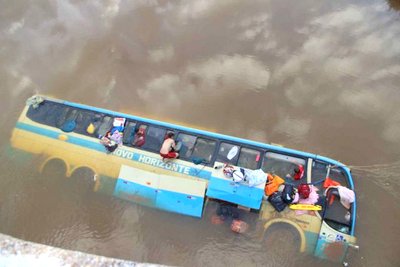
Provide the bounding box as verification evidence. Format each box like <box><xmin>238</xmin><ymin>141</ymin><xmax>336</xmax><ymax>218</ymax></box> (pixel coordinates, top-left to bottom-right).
<box><xmin>160</xmin><ymin>132</ymin><xmax>179</xmax><ymax>160</ymax></box>
<box><xmin>286</xmin><ymin>164</ymin><xmax>304</xmax><ymax>180</ymax></box>
<box><xmin>133</xmin><ymin>127</ymin><xmax>146</xmax><ymax>147</ymax></box>
<box><xmin>100</xmin><ymin>133</ymin><xmax>118</xmax><ymax>153</ymax></box>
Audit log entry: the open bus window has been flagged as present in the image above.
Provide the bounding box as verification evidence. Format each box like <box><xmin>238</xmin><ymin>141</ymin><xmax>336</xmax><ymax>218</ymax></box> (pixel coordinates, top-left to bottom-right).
<box><xmin>261</xmin><ymin>152</ymin><xmax>306</xmax><ymax>178</ymax></box>
<box><xmin>191</xmin><ymin>138</ymin><xmax>216</xmax><ymax>164</ymax></box>
<box><xmin>141</xmin><ymin>125</ymin><xmax>165</xmax><ymax>152</ymax></box>
<box><xmin>176</xmin><ymin>133</ymin><xmax>197</xmax><ymax>159</ymax></box>
<box><xmin>133</xmin><ymin>125</ymin><xmax>147</xmax><ymax>147</ymax></box>
<box><xmin>122</xmin><ymin>121</ymin><xmax>137</xmax><ymax>146</ymax></box>
<box><xmin>216</xmin><ymin>143</ymin><xmax>239</xmax><ymax>165</ymax></box>
<box><xmin>237</xmin><ymin>147</ymin><xmax>261</xmax><ymax>170</ymax></box>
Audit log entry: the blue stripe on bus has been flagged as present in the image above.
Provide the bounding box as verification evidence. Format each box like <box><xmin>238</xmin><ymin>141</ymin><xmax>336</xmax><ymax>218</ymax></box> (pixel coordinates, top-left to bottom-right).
<box><xmin>206</xmin><ymin>177</ymin><xmax>264</xmax><ymax>210</ymax></box>
<box><xmin>64</xmin><ymin>101</ymin><xmax>321</xmax><ymax>159</ymax></box>
<box><xmin>113</xmin><ymin>178</ymin><xmax>204</xmax><ymax>217</ymax></box>
<box><xmin>15</xmin><ymin>122</ymin><xmax>211</xmax><ymax>180</ymax></box>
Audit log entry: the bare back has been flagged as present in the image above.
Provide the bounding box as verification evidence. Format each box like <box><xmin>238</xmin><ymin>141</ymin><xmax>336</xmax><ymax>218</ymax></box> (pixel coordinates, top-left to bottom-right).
<box><xmin>160</xmin><ymin>138</ymin><xmax>175</xmax><ymax>154</ymax></box>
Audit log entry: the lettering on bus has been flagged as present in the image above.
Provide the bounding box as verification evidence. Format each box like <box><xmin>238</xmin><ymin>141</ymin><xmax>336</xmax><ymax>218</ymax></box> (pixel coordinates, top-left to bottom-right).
<box><xmin>114</xmin><ymin>149</ymin><xmax>134</xmax><ymax>159</ymax></box>
<box><xmin>113</xmin><ymin>148</ymin><xmax>191</xmax><ymax>175</ymax></box>
<box><xmin>136</xmin><ymin>154</ymin><xmax>191</xmax><ymax>175</ymax></box>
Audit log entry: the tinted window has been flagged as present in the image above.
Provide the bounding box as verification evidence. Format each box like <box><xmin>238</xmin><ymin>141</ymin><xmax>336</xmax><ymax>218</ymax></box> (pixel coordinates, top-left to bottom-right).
<box><xmin>191</xmin><ymin>138</ymin><xmax>217</xmax><ymax>163</ymax></box>
<box><xmin>311</xmin><ymin>160</ymin><xmax>328</xmax><ymax>184</ymax></box>
<box><xmin>216</xmin><ymin>143</ymin><xmax>240</xmax><ymax>165</ymax></box>
<box><xmin>74</xmin><ymin>110</ymin><xmax>97</xmax><ymax>135</ymax></box>
<box><xmin>43</xmin><ymin>104</ymin><xmax>67</xmax><ymax>127</ymax></box>
<box><xmin>96</xmin><ymin>116</ymin><xmax>113</xmax><ymax>137</ymax></box>
<box><xmin>237</xmin><ymin>147</ymin><xmax>261</xmax><ymax>170</ymax></box>
<box><xmin>261</xmin><ymin>152</ymin><xmax>306</xmax><ymax>178</ymax></box>
<box><xmin>176</xmin><ymin>133</ymin><xmax>197</xmax><ymax>159</ymax></box>
<box><xmin>123</xmin><ymin>121</ymin><xmax>137</xmax><ymax>146</ymax></box>
<box><xmin>141</xmin><ymin>126</ymin><xmax>166</xmax><ymax>152</ymax></box>
<box><xmin>27</xmin><ymin>101</ymin><xmax>69</xmax><ymax>127</ymax></box>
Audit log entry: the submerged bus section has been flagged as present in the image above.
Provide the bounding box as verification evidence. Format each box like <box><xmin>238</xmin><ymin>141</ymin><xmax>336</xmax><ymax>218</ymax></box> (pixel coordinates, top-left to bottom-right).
<box><xmin>10</xmin><ymin>96</ymin><xmax>357</xmax><ymax>263</ymax></box>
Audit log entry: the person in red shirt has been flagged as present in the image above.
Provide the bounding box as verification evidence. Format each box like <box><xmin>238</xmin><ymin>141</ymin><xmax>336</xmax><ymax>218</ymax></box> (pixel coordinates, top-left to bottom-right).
<box><xmin>286</xmin><ymin>164</ymin><xmax>304</xmax><ymax>180</ymax></box>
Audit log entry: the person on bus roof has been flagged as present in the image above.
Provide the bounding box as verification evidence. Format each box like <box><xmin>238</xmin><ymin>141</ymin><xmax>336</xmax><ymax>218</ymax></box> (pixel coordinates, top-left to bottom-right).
<box><xmin>160</xmin><ymin>132</ymin><xmax>179</xmax><ymax>160</ymax></box>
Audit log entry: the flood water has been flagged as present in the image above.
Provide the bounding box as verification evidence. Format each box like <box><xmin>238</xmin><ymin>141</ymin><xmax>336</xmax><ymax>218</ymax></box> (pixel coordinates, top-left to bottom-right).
<box><xmin>1</xmin><ymin>0</ymin><xmax>400</xmax><ymax>266</ymax></box>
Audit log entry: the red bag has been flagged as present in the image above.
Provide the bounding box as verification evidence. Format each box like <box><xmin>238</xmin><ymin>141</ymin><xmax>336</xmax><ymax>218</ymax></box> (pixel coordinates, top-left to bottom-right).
<box><xmin>298</xmin><ymin>183</ymin><xmax>311</xmax><ymax>199</ymax></box>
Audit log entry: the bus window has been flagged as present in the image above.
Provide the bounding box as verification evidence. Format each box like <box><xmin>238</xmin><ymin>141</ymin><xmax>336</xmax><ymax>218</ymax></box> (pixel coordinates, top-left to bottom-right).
<box><xmin>96</xmin><ymin>116</ymin><xmax>113</xmax><ymax>137</ymax></box>
<box><xmin>74</xmin><ymin>110</ymin><xmax>97</xmax><ymax>135</ymax></box>
<box><xmin>43</xmin><ymin>104</ymin><xmax>67</xmax><ymax>127</ymax></box>
<box><xmin>133</xmin><ymin>125</ymin><xmax>147</xmax><ymax>147</ymax></box>
<box><xmin>26</xmin><ymin>101</ymin><xmax>54</xmax><ymax>124</ymax></box>
<box><xmin>176</xmin><ymin>133</ymin><xmax>197</xmax><ymax>159</ymax></box>
<box><xmin>237</xmin><ymin>147</ymin><xmax>261</xmax><ymax>170</ymax></box>
<box><xmin>216</xmin><ymin>143</ymin><xmax>240</xmax><ymax>165</ymax></box>
<box><xmin>26</xmin><ymin>102</ymin><xmax>67</xmax><ymax>127</ymax></box>
<box><xmin>311</xmin><ymin>160</ymin><xmax>328</xmax><ymax>184</ymax></box>
<box><xmin>191</xmin><ymin>138</ymin><xmax>217</xmax><ymax>163</ymax></box>
<box><xmin>122</xmin><ymin>121</ymin><xmax>137</xmax><ymax>146</ymax></box>
<box><xmin>262</xmin><ymin>152</ymin><xmax>306</xmax><ymax>178</ymax></box>
<box><xmin>141</xmin><ymin>126</ymin><xmax>166</xmax><ymax>152</ymax></box>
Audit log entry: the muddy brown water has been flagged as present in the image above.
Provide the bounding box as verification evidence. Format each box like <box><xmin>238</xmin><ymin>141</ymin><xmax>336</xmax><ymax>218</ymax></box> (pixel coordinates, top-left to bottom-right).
<box><xmin>1</xmin><ymin>1</ymin><xmax>400</xmax><ymax>266</ymax></box>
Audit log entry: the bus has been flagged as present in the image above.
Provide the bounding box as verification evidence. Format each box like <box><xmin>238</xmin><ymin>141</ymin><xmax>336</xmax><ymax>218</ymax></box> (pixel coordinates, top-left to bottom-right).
<box><xmin>10</xmin><ymin>95</ymin><xmax>357</xmax><ymax>263</ymax></box>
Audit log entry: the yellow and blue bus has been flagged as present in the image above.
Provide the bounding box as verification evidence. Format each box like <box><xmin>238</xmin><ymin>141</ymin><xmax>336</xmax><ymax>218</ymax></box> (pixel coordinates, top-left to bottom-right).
<box><xmin>10</xmin><ymin>95</ymin><xmax>357</xmax><ymax>263</ymax></box>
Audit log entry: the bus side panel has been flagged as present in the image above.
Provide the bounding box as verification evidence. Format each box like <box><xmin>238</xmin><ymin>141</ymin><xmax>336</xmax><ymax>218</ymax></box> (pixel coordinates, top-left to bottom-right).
<box><xmin>206</xmin><ymin>176</ymin><xmax>264</xmax><ymax>210</ymax></box>
<box><xmin>114</xmin><ymin>178</ymin><xmax>157</xmax><ymax>207</ymax></box>
<box><xmin>157</xmin><ymin>175</ymin><xmax>206</xmax><ymax>218</ymax></box>
<box><xmin>156</xmin><ymin>189</ymin><xmax>205</xmax><ymax>218</ymax></box>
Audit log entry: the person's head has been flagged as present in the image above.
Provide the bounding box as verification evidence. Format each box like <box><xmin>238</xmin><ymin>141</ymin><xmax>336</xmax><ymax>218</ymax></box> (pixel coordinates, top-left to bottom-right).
<box><xmin>294</xmin><ymin>167</ymin><xmax>300</xmax><ymax>174</ymax></box>
<box><xmin>167</xmin><ymin>132</ymin><xmax>174</xmax><ymax>139</ymax></box>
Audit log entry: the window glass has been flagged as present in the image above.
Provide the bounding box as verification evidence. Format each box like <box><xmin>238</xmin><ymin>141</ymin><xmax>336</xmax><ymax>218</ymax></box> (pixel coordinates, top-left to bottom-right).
<box><xmin>55</xmin><ymin>107</ymin><xmax>72</xmax><ymax>128</ymax></box>
<box><xmin>26</xmin><ymin>101</ymin><xmax>54</xmax><ymax>124</ymax></box>
<box><xmin>123</xmin><ymin>121</ymin><xmax>137</xmax><ymax>146</ymax></box>
<box><xmin>96</xmin><ymin>116</ymin><xmax>113</xmax><ymax>137</ymax></box>
<box><xmin>311</xmin><ymin>160</ymin><xmax>328</xmax><ymax>184</ymax></box>
<box><xmin>74</xmin><ymin>110</ymin><xmax>97</xmax><ymax>135</ymax></box>
<box><xmin>191</xmin><ymin>138</ymin><xmax>217</xmax><ymax>163</ymax></box>
<box><xmin>237</xmin><ymin>147</ymin><xmax>261</xmax><ymax>170</ymax></box>
<box><xmin>216</xmin><ymin>143</ymin><xmax>240</xmax><ymax>165</ymax></box>
<box><xmin>261</xmin><ymin>152</ymin><xmax>306</xmax><ymax>178</ymax></box>
<box><xmin>133</xmin><ymin>125</ymin><xmax>147</xmax><ymax>147</ymax></box>
<box><xmin>27</xmin><ymin>101</ymin><xmax>69</xmax><ymax>127</ymax></box>
<box><xmin>43</xmin><ymin>104</ymin><xmax>67</xmax><ymax>127</ymax></box>
<box><xmin>176</xmin><ymin>133</ymin><xmax>197</xmax><ymax>159</ymax></box>
<box><xmin>141</xmin><ymin>126</ymin><xmax>166</xmax><ymax>152</ymax></box>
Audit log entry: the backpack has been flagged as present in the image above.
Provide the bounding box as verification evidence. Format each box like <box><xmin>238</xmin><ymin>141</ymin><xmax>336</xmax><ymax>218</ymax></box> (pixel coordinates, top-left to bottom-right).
<box><xmin>268</xmin><ymin>191</ymin><xmax>287</xmax><ymax>212</ymax></box>
<box><xmin>282</xmin><ymin>184</ymin><xmax>296</xmax><ymax>204</ymax></box>
<box><xmin>298</xmin><ymin>183</ymin><xmax>311</xmax><ymax>199</ymax></box>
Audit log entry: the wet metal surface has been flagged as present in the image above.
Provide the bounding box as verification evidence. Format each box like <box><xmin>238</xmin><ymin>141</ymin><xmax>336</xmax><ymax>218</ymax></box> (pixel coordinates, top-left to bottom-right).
<box><xmin>1</xmin><ymin>1</ymin><xmax>400</xmax><ymax>266</ymax></box>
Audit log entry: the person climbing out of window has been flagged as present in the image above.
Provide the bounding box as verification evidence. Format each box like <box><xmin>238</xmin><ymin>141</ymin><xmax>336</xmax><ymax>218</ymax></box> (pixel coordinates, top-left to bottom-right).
<box><xmin>160</xmin><ymin>132</ymin><xmax>179</xmax><ymax>160</ymax></box>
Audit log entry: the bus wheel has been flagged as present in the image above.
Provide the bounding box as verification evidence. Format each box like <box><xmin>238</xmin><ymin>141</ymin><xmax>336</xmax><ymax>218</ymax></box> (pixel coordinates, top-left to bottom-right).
<box><xmin>41</xmin><ymin>158</ymin><xmax>67</xmax><ymax>180</ymax></box>
<box><xmin>69</xmin><ymin>167</ymin><xmax>96</xmax><ymax>193</ymax></box>
<box><xmin>263</xmin><ymin>223</ymin><xmax>302</xmax><ymax>262</ymax></box>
